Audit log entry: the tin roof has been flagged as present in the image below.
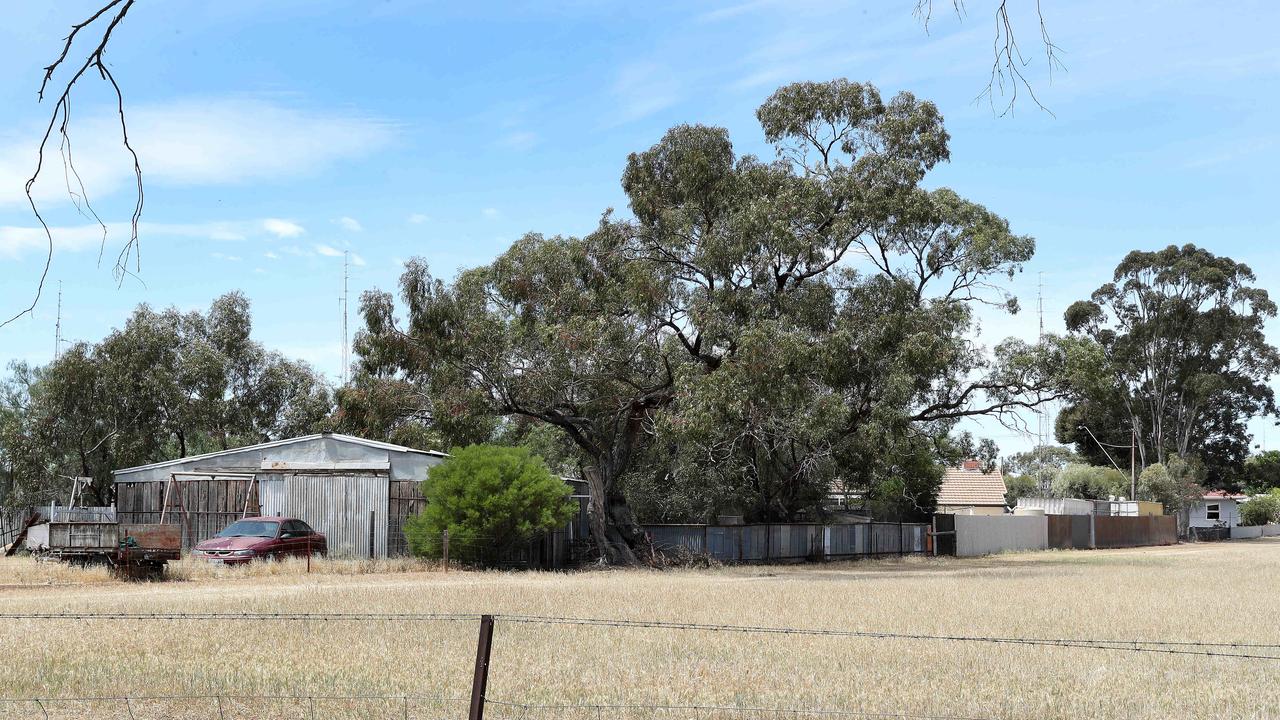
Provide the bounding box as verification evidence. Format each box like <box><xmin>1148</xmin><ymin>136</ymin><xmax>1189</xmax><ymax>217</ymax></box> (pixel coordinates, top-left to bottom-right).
<box><xmin>111</xmin><ymin>433</ymin><xmax>447</xmax><ymax>476</ymax></box>
<box><xmin>936</xmin><ymin>465</ymin><xmax>1008</xmax><ymax>508</ymax></box>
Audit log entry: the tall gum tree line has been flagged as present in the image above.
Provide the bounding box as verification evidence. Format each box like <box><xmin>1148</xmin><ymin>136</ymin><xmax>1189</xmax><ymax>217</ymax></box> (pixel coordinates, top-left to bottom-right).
<box><xmin>0</xmin><ymin>292</ymin><xmax>332</xmax><ymax>505</ymax></box>
<box><xmin>356</xmin><ymin>80</ymin><xmax>1089</xmax><ymax>564</ymax></box>
<box><xmin>1060</xmin><ymin>245</ymin><xmax>1280</xmax><ymax>488</ymax></box>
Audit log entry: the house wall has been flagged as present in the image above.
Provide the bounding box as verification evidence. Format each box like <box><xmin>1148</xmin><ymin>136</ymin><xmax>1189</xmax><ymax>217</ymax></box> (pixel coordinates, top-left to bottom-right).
<box><xmin>954</xmin><ymin>515</ymin><xmax>1048</xmax><ymax>557</ymax></box>
<box><xmin>1189</xmin><ymin>499</ymin><xmax>1239</xmax><ymax>528</ymax></box>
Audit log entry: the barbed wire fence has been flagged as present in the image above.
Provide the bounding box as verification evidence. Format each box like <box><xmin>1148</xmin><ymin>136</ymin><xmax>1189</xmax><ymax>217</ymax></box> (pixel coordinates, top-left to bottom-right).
<box><xmin>2</xmin><ymin>612</ymin><xmax>1279</xmax><ymax>719</ymax></box>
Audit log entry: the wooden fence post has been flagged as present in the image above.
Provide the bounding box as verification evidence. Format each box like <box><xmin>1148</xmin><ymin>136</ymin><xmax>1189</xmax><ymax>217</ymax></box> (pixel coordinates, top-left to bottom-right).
<box><xmin>468</xmin><ymin>614</ymin><xmax>495</xmax><ymax>720</ymax></box>
<box><xmin>443</xmin><ymin>529</ymin><xmax>450</xmax><ymax>574</ymax></box>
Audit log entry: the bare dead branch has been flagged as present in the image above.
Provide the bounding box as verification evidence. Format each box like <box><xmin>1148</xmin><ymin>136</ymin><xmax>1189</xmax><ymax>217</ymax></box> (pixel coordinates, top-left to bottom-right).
<box><xmin>915</xmin><ymin>0</ymin><xmax>1063</xmax><ymax>116</ymax></box>
<box><xmin>4</xmin><ymin>0</ymin><xmax>141</xmax><ymax>327</ymax></box>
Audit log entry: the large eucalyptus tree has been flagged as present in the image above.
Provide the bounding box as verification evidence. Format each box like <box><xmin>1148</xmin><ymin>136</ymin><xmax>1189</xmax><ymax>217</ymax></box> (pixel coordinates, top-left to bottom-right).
<box><xmin>359</xmin><ymin>79</ymin><xmax>1082</xmax><ymax>562</ymax></box>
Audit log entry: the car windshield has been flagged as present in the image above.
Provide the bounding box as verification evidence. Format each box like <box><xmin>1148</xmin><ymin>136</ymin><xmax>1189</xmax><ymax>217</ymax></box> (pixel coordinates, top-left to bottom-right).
<box><xmin>215</xmin><ymin>520</ymin><xmax>279</xmax><ymax>538</ymax></box>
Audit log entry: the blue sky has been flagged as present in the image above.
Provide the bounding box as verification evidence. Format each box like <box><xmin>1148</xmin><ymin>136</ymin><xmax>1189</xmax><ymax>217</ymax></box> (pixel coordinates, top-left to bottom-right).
<box><xmin>2</xmin><ymin>1</ymin><xmax>1278</xmax><ymax>456</ymax></box>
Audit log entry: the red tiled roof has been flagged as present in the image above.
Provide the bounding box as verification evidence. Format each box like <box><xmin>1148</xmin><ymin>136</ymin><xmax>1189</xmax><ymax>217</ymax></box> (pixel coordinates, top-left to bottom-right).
<box><xmin>1202</xmin><ymin>490</ymin><xmax>1247</xmax><ymax>500</ymax></box>
<box><xmin>936</xmin><ymin>466</ymin><xmax>1008</xmax><ymax>507</ymax></box>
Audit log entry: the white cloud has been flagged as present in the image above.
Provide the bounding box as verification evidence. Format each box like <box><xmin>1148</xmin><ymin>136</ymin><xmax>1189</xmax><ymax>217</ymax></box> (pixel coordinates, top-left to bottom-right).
<box><xmin>351</xmin><ymin>253</ymin><xmax>367</xmax><ymax>267</ymax></box>
<box><xmin>264</xmin><ymin>251</ymin><xmax>280</xmax><ymax>260</ymax></box>
<box><xmin>315</xmin><ymin>244</ymin><xmax>344</xmax><ymax>257</ymax></box>
<box><xmin>482</xmin><ymin>207</ymin><xmax>499</xmax><ymax>218</ymax></box>
<box><xmin>407</xmin><ymin>213</ymin><xmax>429</xmax><ymax>224</ymax></box>
<box><xmin>0</xmin><ymin>219</ymin><xmax>285</xmax><ymax>259</ymax></box>
<box><xmin>336</xmin><ymin>216</ymin><xmax>363</xmax><ymax>232</ymax></box>
<box><xmin>0</xmin><ymin>96</ymin><xmax>397</xmax><ymax>207</ymax></box>
<box><xmin>611</xmin><ymin>62</ymin><xmax>683</xmax><ymax>124</ymax></box>
<box><xmin>263</xmin><ymin>218</ymin><xmax>305</xmax><ymax>238</ymax></box>
<box><xmin>496</xmin><ymin>131</ymin><xmax>538</xmax><ymax>151</ymax></box>
<box><xmin>210</xmin><ymin>252</ymin><xmax>242</xmax><ymax>262</ymax></box>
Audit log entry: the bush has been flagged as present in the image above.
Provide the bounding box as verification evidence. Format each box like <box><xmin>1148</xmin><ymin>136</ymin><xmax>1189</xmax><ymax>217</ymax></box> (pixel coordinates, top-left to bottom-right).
<box><xmin>1050</xmin><ymin>464</ymin><xmax>1127</xmax><ymax>500</ymax></box>
<box><xmin>403</xmin><ymin>444</ymin><xmax>575</xmax><ymax>564</ymax></box>
<box><xmin>1138</xmin><ymin>459</ymin><xmax>1204</xmax><ymax>515</ymax></box>
<box><xmin>1240</xmin><ymin>493</ymin><xmax>1280</xmax><ymax>526</ymax></box>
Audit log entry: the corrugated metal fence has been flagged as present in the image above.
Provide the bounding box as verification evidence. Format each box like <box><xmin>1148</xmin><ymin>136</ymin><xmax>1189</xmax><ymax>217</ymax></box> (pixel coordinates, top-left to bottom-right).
<box><xmin>643</xmin><ymin>522</ymin><xmax>928</xmax><ymax>563</ymax></box>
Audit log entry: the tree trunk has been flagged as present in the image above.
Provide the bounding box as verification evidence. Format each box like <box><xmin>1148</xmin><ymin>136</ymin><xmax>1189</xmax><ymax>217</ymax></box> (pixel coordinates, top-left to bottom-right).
<box><xmin>582</xmin><ymin>465</ymin><xmax>647</xmax><ymax>565</ymax></box>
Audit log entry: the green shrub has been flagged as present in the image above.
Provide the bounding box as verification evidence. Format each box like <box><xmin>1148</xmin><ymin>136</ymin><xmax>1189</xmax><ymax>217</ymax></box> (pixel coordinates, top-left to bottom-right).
<box><xmin>403</xmin><ymin>444</ymin><xmax>576</xmax><ymax>564</ymax></box>
<box><xmin>1050</xmin><ymin>464</ymin><xmax>1127</xmax><ymax>500</ymax></box>
<box><xmin>1240</xmin><ymin>493</ymin><xmax>1280</xmax><ymax>526</ymax></box>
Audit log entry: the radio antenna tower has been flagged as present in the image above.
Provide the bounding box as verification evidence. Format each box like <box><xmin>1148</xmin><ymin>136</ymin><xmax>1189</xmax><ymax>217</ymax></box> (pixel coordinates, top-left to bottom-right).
<box><xmin>1036</xmin><ymin>272</ymin><xmax>1045</xmax><ymax>448</ymax></box>
<box><xmin>340</xmin><ymin>251</ymin><xmax>350</xmax><ymax>385</ymax></box>
<box><xmin>54</xmin><ymin>281</ymin><xmax>63</xmax><ymax>360</ymax></box>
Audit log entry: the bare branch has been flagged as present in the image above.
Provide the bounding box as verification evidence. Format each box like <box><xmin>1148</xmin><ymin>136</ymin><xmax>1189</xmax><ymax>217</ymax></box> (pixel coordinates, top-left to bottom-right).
<box><xmin>916</xmin><ymin>0</ymin><xmax>1063</xmax><ymax>116</ymax></box>
<box><xmin>5</xmin><ymin>0</ymin><xmax>141</xmax><ymax>327</ymax></box>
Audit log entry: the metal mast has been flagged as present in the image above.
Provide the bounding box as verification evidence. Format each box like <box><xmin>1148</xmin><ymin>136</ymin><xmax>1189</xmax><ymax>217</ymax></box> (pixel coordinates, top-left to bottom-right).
<box><xmin>54</xmin><ymin>281</ymin><xmax>63</xmax><ymax>360</ymax></box>
<box><xmin>341</xmin><ymin>251</ymin><xmax>350</xmax><ymax>385</ymax></box>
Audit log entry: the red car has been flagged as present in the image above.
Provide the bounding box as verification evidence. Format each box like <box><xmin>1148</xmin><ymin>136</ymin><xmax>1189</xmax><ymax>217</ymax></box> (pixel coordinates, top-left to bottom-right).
<box><xmin>194</xmin><ymin>517</ymin><xmax>326</xmax><ymax>563</ymax></box>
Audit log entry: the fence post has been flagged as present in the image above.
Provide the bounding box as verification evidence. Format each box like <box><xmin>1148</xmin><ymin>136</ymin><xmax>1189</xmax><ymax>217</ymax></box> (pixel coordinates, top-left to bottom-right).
<box><xmin>443</xmin><ymin>529</ymin><xmax>450</xmax><ymax>573</ymax></box>
<box><xmin>468</xmin><ymin>614</ymin><xmax>495</xmax><ymax>720</ymax></box>
<box><xmin>368</xmin><ymin>510</ymin><xmax>375</xmax><ymax>559</ymax></box>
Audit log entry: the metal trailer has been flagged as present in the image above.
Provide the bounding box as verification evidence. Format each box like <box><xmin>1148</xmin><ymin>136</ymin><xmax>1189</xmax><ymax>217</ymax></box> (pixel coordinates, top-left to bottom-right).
<box><xmin>34</xmin><ymin>508</ymin><xmax>181</xmax><ymax>579</ymax></box>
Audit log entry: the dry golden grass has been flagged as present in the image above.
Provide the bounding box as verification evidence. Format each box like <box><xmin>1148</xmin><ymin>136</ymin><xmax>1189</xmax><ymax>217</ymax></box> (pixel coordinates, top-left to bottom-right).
<box><xmin>1</xmin><ymin>540</ymin><xmax>1279</xmax><ymax>719</ymax></box>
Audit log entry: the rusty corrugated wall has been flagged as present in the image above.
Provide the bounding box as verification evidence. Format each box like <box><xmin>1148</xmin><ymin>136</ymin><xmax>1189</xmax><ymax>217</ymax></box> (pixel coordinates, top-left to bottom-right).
<box><xmin>1094</xmin><ymin>515</ymin><xmax>1176</xmax><ymax>548</ymax></box>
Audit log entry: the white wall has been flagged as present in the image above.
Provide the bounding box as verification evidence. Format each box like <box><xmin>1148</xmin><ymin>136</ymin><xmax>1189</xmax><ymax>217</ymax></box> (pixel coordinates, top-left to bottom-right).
<box><xmin>1016</xmin><ymin>497</ymin><xmax>1094</xmax><ymax>516</ymax></box>
<box><xmin>1231</xmin><ymin>525</ymin><xmax>1263</xmax><ymax>539</ymax></box>
<box><xmin>1188</xmin><ymin>500</ymin><xmax>1239</xmax><ymax>528</ymax></box>
<box><xmin>955</xmin><ymin>515</ymin><xmax>1048</xmax><ymax>557</ymax></box>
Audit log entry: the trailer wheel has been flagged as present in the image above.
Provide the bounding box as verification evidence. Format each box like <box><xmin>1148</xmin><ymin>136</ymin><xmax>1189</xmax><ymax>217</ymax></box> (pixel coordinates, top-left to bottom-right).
<box><xmin>110</xmin><ymin>559</ymin><xmax>165</xmax><ymax>581</ymax></box>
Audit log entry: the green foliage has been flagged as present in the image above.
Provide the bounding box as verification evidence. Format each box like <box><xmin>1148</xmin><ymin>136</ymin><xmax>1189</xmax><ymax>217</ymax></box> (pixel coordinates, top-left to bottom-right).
<box><xmin>402</xmin><ymin>444</ymin><xmax>575</xmax><ymax>564</ymax></box>
<box><xmin>1061</xmin><ymin>244</ymin><xmax>1280</xmax><ymax>487</ymax></box>
<box><xmin>1002</xmin><ymin>445</ymin><xmax>1083</xmax><ymax>501</ymax></box>
<box><xmin>359</xmin><ymin>79</ymin><xmax>1077</xmax><ymax>560</ymax></box>
<box><xmin>1239</xmin><ymin>492</ymin><xmax>1280</xmax><ymax>526</ymax></box>
<box><xmin>1137</xmin><ymin>456</ymin><xmax>1206</xmax><ymax>514</ymax></box>
<box><xmin>0</xmin><ymin>293</ymin><xmax>332</xmax><ymax>505</ymax></box>
<box><xmin>1050</xmin><ymin>463</ymin><xmax>1127</xmax><ymax>500</ymax></box>
<box><xmin>1243</xmin><ymin>451</ymin><xmax>1280</xmax><ymax>493</ymax></box>
<box><xmin>1003</xmin><ymin>473</ymin><xmax>1038</xmax><ymax>505</ymax></box>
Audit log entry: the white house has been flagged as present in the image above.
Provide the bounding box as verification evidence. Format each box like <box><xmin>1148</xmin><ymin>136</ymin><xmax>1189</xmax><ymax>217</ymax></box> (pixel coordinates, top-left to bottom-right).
<box><xmin>1187</xmin><ymin>490</ymin><xmax>1247</xmax><ymax>528</ymax></box>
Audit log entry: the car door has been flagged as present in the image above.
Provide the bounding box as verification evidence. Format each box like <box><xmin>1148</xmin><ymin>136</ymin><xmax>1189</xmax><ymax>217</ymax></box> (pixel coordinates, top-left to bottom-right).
<box><xmin>279</xmin><ymin>520</ymin><xmax>307</xmax><ymax>557</ymax></box>
<box><xmin>292</xmin><ymin>520</ymin><xmax>322</xmax><ymax>556</ymax></box>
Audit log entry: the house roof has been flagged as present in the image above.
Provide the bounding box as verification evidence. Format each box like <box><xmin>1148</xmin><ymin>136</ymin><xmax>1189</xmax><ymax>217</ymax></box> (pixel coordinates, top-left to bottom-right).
<box><xmin>1202</xmin><ymin>490</ymin><xmax>1247</xmax><ymax>500</ymax></box>
<box><xmin>936</xmin><ymin>465</ymin><xmax>1008</xmax><ymax>508</ymax></box>
<box><xmin>111</xmin><ymin>433</ymin><xmax>447</xmax><ymax>476</ymax></box>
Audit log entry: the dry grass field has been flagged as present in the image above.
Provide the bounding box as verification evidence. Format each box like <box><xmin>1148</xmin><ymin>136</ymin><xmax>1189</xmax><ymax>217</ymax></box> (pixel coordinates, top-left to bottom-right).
<box><xmin>1</xmin><ymin>540</ymin><xmax>1278</xmax><ymax>720</ymax></box>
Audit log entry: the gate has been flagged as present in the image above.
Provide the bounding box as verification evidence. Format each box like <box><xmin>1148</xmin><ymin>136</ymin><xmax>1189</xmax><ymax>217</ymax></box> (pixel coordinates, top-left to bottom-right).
<box><xmin>932</xmin><ymin>514</ymin><xmax>956</xmax><ymax>556</ymax></box>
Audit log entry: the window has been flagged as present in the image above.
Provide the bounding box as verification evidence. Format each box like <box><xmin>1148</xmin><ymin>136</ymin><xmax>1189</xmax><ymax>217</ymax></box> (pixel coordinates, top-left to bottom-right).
<box><xmin>282</xmin><ymin>520</ymin><xmax>312</xmax><ymax>535</ymax></box>
<box><xmin>216</xmin><ymin>520</ymin><xmax>280</xmax><ymax>538</ymax></box>
<box><xmin>1206</xmin><ymin>504</ymin><xmax>1220</xmax><ymax>521</ymax></box>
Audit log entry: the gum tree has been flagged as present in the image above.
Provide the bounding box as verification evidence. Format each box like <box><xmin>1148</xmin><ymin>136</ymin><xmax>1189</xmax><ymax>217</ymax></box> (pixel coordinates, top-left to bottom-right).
<box><xmin>360</xmin><ymin>79</ymin><xmax>1081</xmax><ymax>561</ymax></box>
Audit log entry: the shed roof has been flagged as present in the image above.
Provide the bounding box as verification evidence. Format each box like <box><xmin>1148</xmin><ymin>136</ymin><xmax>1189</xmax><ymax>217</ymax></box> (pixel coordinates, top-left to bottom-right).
<box><xmin>936</xmin><ymin>466</ymin><xmax>1008</xmax><ymax>508</ymax></box>
<box><xmin>112</xmin><ymin>433</ymin><xmax>446</xmax><ymax>477</ymax></box>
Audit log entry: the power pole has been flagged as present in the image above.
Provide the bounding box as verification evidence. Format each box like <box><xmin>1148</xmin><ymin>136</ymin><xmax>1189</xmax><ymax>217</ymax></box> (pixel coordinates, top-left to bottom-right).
<box><xmin>1130</xmin><ymin>426</ymin><xmax>1137</xmax><ymax>501</ymax></box>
